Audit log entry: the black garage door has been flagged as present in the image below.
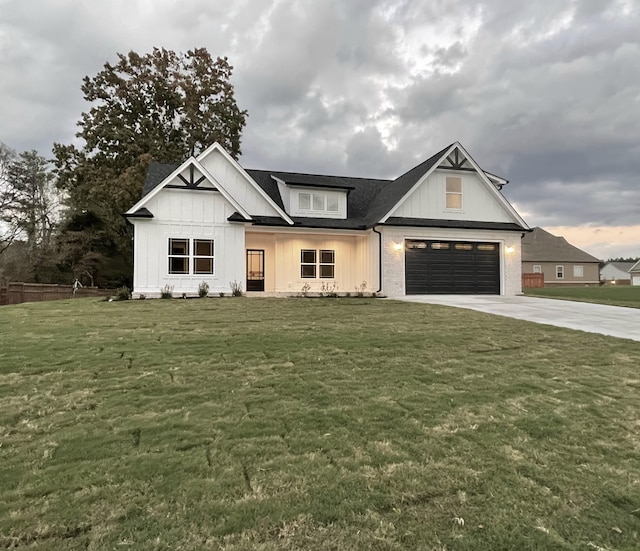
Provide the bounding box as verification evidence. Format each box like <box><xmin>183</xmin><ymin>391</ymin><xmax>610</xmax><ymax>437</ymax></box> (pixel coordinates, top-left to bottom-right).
<box><xmin>405</xmin><ymin>240</ymin><xmax>500</xmax><ymax>294</ymax></box>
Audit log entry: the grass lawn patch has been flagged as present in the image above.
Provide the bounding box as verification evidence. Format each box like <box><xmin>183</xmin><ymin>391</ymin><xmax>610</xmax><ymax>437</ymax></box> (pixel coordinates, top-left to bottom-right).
<box><xmin>525</xmin><ymin>285</ymin><xmax>640</xmax><ymax>308</ymax></box>
<box><xmin>1</xmin><ymin>297</ymin><xmax>640</xmax><ymax>550</ymax></box>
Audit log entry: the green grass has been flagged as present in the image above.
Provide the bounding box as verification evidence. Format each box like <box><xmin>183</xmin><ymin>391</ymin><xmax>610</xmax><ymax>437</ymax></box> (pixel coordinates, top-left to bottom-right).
<box><xmin>525</xmin><ymin>285</ymin><xmax>640</xmax><ymax>308</ymax></box>
<box><xmin>1</xmin><ymin>297</ymin><xmax>640</xmax><ymax>550</ymax></box>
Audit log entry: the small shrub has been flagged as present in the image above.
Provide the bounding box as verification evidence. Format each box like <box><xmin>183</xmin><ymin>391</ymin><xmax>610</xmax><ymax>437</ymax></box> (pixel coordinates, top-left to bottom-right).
<box><xmin>160</xmin><ymin>284</ymin><xmax>174</xmax><ymax>299</ymax></box>
<box><xmin>356</xmin><ymin>281</ymin><xmax>367</xmax><ymax>298</ymax></box>
<box><xmin>115</xmin><ymin>286</ymin><xmax>131</xmax><ymax>301</ymax></box>
<box><xmin>219</xmin><ymin>292</ymin><xmax>225</xmax><ymax>298</ymax></box>
<box><xmin>321</xmin><ymin>281</ymin><xmax>338</xmax><ymax>298</ymax></box>
<box><xmin>198</xmin><ymin>281</ymin><xmax>210</xmax><ymax>298</ymax></box>
<box><xmin>230</xmin><ymin>280</ymin><xmax>243</xmax><ymax>297</ymax></box>
<box><xmin>301</xmin><ymin>282</ymin><xmax>311</xmax><ymax>297</ymax></box>
<box><xmin>138</xmin><ymin>294</ymin><xmax>146</xmax><ymax>300</ymax></box>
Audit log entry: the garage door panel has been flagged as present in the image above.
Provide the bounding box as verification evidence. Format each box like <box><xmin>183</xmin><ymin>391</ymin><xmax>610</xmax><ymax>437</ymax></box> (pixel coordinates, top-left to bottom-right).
<box><xmin>405</xmin><ymin>240</ymin><xmax>500</xmax><ymax>295</ymax></box>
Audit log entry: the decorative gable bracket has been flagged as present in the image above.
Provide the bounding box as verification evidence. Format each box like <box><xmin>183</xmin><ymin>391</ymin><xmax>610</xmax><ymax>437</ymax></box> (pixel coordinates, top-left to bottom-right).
<box><xmin>175</xmin><ymin>165</ymin><xmax>212</xmax><ymax>189</ymax></box>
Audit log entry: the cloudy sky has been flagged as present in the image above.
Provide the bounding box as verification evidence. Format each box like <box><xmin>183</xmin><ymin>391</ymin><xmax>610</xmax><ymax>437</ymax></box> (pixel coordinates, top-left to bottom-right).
<box><xmin>1</xmin><ymin>0</ymin><xmax>638</xmax><ymax>259</ymax></box>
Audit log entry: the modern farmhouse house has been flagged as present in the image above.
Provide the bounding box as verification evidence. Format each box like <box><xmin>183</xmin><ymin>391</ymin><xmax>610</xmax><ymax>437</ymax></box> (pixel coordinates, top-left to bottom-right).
<box><xmin>125</xmin><ymin>142</ymin><xmax>529</xmax><ymax>298</ymax></box>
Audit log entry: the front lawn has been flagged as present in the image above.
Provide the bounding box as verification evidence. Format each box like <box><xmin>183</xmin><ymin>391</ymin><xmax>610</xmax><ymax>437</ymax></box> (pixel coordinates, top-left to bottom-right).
<box><xmin>1</xmin><ymin>297</ymin><xmax>640</xmax><ymax>550</ymax></box>
<box><xmin>525</xmin><ymin>285</ymin><xmax>640</xmax><ymax>308</ymax></box>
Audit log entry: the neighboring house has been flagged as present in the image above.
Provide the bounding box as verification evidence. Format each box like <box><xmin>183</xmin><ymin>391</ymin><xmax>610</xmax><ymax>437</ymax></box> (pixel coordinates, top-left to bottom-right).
<box><xmin>125</xmin><ymin>141</ymin><xmax>529</xmax><ymax>298</ymax></box>
<box><xmin>600</xmin><ymin>261</ymin><xmax>635</xmax><ymax>283</ymax></box>
<box><xmin>521</xmin><ymin>227</ymin><xmax>600</xmax><ymax>286</ymax></box>
<box><xmin>630</xmin><ymin>260</ymin><xmax>640</xmax><ymax>286</ymax></box>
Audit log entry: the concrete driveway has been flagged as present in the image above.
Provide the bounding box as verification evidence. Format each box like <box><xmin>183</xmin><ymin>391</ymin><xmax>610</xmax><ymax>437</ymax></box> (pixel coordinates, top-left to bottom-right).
<box><xmin>398</xmin><ymin>295</ymin><xmax>640</xmax><ymax>342</ymax></box>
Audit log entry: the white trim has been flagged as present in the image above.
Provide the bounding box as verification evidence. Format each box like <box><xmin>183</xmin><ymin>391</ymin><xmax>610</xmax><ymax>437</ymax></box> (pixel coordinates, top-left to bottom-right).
<box><xmin>379</xmin><ymin>142</ymin><xmax>529</xmax><ymax>229</ymax></box>
<box><xmin>191</xmin><ymin>159</ymin><xmax>252</xmax><ymax>220</ymax></box>
<box><xmin>197</xmin><ymin>143</ymin><xmax>294</xmax><ymax>225</ymax></box>
<box><xmin>126</xmin><ymin>158</ymin><xmax>199</xmax><ymax>214</ymax></box>
<box><xmin>125</xmin><ymin>156</ymin><xmax>251</xmax><ymax>219</ymax></box>
<box><xmin>484</xmin><ymin>171</ymin><xmax>508</xmax><ymax>185</ymax></box>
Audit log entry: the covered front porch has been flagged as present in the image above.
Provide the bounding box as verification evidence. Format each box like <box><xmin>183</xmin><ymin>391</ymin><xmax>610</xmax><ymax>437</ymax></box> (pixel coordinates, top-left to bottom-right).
<box><xmin>244</xmin><ymin>228</ymin><xmax>378</xmax><ymax>296</ymax></box>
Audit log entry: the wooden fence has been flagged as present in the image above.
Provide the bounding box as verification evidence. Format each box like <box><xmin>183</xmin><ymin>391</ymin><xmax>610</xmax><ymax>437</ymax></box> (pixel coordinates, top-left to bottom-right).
<box><xmin>522</xmin><ymin>273</ymin><xmax>544</xmax><ymax>289</ymax></box>
<box><xmin>0</xmin><ymin>282</ymin><xmax>115</xmax><ymax>306</ymax></box>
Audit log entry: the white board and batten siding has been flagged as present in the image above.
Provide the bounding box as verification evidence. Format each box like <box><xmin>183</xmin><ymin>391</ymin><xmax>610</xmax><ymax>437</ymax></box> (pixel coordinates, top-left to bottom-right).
<box><xmin>391</xmin><ymin>170</ymin><xmax>514</xmax><ymax>223</ymax></box>
<box><xmin>199</xmin><ymin>148</ymin><xmax>282</xmax><ymax>217</ymax></box>
<box><xmin>132</xmin><ymin>188</ymin><xmax>245</xmax><ymax>297</ymax></box>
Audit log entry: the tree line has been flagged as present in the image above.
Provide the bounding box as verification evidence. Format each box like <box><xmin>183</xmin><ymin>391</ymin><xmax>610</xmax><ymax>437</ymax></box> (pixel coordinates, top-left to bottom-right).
<box><xmin>0</xmin><ymin>47</ymin><xmax>247</xmax><ymax>287</ymax></box>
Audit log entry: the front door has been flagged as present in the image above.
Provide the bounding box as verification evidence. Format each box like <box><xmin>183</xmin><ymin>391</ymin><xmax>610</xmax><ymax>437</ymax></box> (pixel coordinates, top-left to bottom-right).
<box><xmin>246</xmin><ymin>249</ymin><xmax>265</xmax><ymax>292</ymax></box>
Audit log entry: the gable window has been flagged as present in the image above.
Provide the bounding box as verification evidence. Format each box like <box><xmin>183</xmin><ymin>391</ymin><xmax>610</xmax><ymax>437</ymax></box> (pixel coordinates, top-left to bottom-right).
<box><xmin>446</xmin><ymin>177</ymin><xmax>462</xmax><ymax>209</ymax></box>
<box><xmin>168</xmin><ymin>238</ymin><xmax>214</xmax><ymax>275</ymax></box>
<box><xmin>533</xmin><ymin>265</ymin><xmax>542</xmax><ymax>274</ymax></box>
<box><xmin>300</xmin><ymin>249</ymin><xmax>335</xmax><ymax>278</ymax></box>
<box><xmin>556</xmin><ymin>265</ymin><xmax>564</xmax><ymax>279</ymax></box>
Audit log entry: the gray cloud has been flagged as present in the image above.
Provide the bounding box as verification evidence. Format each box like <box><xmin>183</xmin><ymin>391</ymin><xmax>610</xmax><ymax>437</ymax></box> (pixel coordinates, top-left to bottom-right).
<box><xmin>1</xmin><ymin>0</ymin><xmax>639</xmax><ymax>252</ymax></box>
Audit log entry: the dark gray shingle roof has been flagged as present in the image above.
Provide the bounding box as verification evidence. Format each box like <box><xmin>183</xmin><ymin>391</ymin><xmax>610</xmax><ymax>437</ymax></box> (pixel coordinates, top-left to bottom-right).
<box><xmin>138</xmin><ymin>146</ymin><xmax>526</xmax><ymax>232</ymax></box>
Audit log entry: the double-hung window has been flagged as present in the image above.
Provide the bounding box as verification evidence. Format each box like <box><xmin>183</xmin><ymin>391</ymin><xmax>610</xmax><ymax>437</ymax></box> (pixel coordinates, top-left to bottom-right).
<box><xmin>168</xmin><ymin>239</ymin><xmax>189</xmax><ymax>274</ymax></box>
<box><xmin>446</xmin><ymin>177</ymin><xmax>462</xmax><ymax>209</ymax></box>
<box><xmin>300</xmin><ymin>249</ymin><xmax>335</xmax><ymax>278</ymax></box>
<box><xmin>193</xmin><ymin>240</ymin><xmax>214</xmax><ymax>274</ymax></box>
<box><xmin>168</xmin><ymin>238</ymin><xmax>214</xmax><ymax>275</ymax></box>
<box><xmin>556</xmin><ymin>265</ymin><xmax>564</xmax><ymax>279</ymax></box>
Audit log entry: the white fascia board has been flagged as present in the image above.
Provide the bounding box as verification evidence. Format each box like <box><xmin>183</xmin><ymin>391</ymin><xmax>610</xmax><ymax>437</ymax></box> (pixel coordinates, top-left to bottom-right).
<box><xmin>126</xmin><ymin>157</ymin><xmax>197</xmax><ymax>214</ymax></box>
<box><xmin>197</xmin><ymin>142</ymin><xmax>294</xmax><ymax>225</ymax></box>
<box><xmin>379</xmin><ymin>144</ymin><xmax>457</xmax><ymax>223</ymax></box>
<box><xmin>452</xmin><ymin>142</ymin><xmax>530</xmax><ymax>229</ymax></box>
<box><xmin>630</xmin><ymin>259</ymin><xmax>640</xmax><ymax>272</ymax></box>
<box><xmin>191</xmin><ymin>159</ymin><xmax>252</xmax><ymax>220</ymax></box>
<box><xmin>484</xmin><ymin>171</ymin><xmax>509</xmax><ymax>185</ymax></box>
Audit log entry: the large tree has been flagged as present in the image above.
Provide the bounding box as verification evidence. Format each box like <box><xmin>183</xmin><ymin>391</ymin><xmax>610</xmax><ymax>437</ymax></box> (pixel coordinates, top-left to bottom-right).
<box><xmin>54</xmin><ymin>48</ymin><xmax>247</xmax><ymax>287</ymax></box>
<box><xmin>0</xmin><ymin>142</ymin><xmax>18</xmax><ymax>255</ymax></box>
<box><xmin>0</xmin><ymin>144</ymin><xmax>61</xmax><ymax>282</ymax></box>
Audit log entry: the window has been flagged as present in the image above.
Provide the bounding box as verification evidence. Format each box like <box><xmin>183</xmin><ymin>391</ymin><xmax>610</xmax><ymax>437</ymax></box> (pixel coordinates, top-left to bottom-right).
<box><xmin>299</xmin><ymin>193</ymin><xmax>311</xmax><ymax>210</ymax></box>
<box><xmin>454</xmin><ymin>243</ymin><xmax>473</xmax><ymax>250</ymax></box>
<box><xmin>446</xmin><ymin>177</ymin><xmax>462</xmax><ymax>209</ymax></box>
<box><xmin>293</xmin><ymin>190</ymin><xmax>344</xmax><ymax>217</ymax></box>
<box><xmin>168</xmin><ymin>238</ymin><xmax>214</xmax><ymax>275</ymax></box>
<box><xmin>431</xmin><ymin>242</ymin><xmax>450</xmax><ymax>250</ymax></box>
<box><xmin>533</xmin><ymin>265</ymin><xmax>542</xmax><ymax>274</ymax></box>
<box><xmin>300</xmin><ymin>249</ymin><xmax>335</xmax><ymax>278</ymax></box>
<box><xmin>168</xmin><ymin>239</ymin><xmax>189</xmax><ymax>274</ymax></box>
<box><xmin>194</xmin><ymin>240</ymin><xmax>214</xmax><ymax>274</ymax></box>
<box><xmin>320</xmin><ymin>250</ymin><xmax>335</xmax><ymax>278</ymax></box>
<box><xmin>301</xmin><ymin>249</ymin><xmax>316</xmax><ymax>278</ymax></box>
<box><xmin>327</xmin><ymin>195</ymin><xmax>339</xmax><ymax>212</ymax></box>
<box><xmin>556</xmin><ymin>265</ymin><xmax>564</xmax><ymax>279</ymax></box>
<box><xmin>573</xmin><ymin>265</ymin><xmax>584</xmax><ymax>277</ymax></box>
<box><xmin>477</xmin><ymin>244</ymin><xmax>496</xmax><ymax>251</ymax></box>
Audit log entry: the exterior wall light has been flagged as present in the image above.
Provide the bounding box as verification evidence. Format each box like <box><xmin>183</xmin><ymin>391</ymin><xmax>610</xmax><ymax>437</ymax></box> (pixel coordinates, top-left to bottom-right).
<box><xmin>394</xmin><ymin>242</ymin><xmax>403</xmax><ymax>251</ymax></box>
<box><xmin>505</xmin><ymin>246</ymin><xmax>515</xmax><ymax>254</ymax></box>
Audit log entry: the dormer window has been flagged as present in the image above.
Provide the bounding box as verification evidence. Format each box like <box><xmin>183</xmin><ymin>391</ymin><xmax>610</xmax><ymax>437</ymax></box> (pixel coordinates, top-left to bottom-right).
<box><xmin>291</xmin><ymin>189</ymin><xmax>347</xmax><ymax>219</ymax></box>
<box><xmin>299</xmin><ymin>193</ymin><xmax>311</xmax><ymax>210</ymax></box>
